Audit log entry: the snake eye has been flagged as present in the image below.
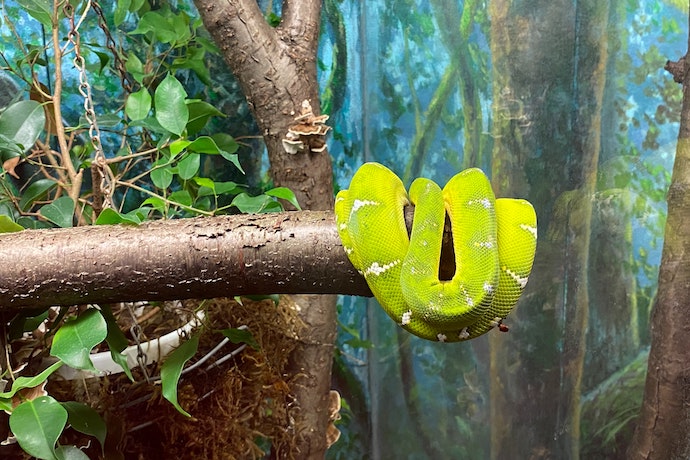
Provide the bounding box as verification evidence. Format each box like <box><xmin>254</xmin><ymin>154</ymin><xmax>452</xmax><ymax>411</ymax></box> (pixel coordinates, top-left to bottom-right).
<box><xmin>498</xmin><ymin>323</ymin><xmax>510</xmax><ymax>333</ymax></box>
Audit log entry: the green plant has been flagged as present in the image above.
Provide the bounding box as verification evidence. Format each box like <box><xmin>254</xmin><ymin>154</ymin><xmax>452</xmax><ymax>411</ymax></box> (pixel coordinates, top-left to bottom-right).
<box><xmin>0</xmin><ymin>1</ymin><xmax>297</xmax><ymax>457</ymax></box>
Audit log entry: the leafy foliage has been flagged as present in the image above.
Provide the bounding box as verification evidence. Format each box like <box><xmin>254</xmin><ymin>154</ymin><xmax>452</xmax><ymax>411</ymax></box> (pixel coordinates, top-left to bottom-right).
<box><xmin>0</xmin><ymin>1</ymin><xmax>293</xmax><ymax>457</ymax></box>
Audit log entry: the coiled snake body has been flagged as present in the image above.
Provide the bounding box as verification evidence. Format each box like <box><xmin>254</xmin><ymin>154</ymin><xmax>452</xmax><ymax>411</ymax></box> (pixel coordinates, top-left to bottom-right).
<box><xmin>335</xmin><ymin>162</ymin><xmax>537</xmax><ymax>342</ymax></box>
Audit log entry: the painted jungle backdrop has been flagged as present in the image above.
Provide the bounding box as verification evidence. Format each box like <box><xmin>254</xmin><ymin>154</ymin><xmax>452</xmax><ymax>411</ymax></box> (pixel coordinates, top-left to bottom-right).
<box><xmin>0</xmin><ymin>0</ymin><xmax>686</xmax><ymax>458</ymax></box>
<box><xmin>323</xmin><ymin>1</ymin><xmax>685</xmax><ymax>458</ymax></box>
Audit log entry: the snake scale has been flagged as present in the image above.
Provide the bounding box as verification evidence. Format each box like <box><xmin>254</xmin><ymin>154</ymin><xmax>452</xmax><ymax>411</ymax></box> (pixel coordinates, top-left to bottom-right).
<box><xmin>335</xmin><ymin>162</ymin><xmax>537</xmax><ymax>342</ymax></box>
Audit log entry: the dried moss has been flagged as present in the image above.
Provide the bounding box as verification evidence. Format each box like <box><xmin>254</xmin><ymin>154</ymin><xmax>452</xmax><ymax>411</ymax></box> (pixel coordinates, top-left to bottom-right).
<box><xmin>6</xmin><ymin>297</ymin><xmax>305</xmax><ymax>460</ymax></box>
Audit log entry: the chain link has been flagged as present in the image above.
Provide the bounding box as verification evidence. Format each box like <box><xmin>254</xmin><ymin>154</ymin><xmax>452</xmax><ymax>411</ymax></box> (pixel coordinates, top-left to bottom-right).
<box><xmin>65</xmin><ymin>1</ymin><xmax>114</xmax><ymax>211</ymax></box>
<box><xmin>126</xmin><ymin>303</ymin><xmax>151</xmax><ymax>382</ymax></box>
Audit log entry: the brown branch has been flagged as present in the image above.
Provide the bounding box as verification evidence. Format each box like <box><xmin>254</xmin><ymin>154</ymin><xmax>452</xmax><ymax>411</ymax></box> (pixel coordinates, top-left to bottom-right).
<box><xmin>0</xmin><ymin>211</ymin><xmax>364</xmax><ymax>309</ymax></box>
<box><xmin>664</xmin><ymin>55</ymin><xmax>686</xmax><ymax>84</ymax></box>
<box><xmin>0</xmin><ymin>207</ymin><xmax>451</xmax><ymax>309</ymax></box>
<box><xmin>628</xmin><ymin>6</ymin><xmax>690</xmax><ymax>458</ymax></box>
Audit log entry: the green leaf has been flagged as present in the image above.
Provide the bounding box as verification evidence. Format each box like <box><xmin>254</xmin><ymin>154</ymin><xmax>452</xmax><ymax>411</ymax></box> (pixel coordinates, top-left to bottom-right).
<box><xmin>0</xmin><ymin>133</ymin><xmax>23</xmax><ymax>162</ymax></box>
<box><xmin>168</xmin><ymin>190</ymin><xmax>193</xmax><ymax>207</ymax></box>
<box><xmin>10</xmin><ymin>396</ymin><xmax>67</xmax><ymax>460</ymax></box>
<box><xmin>212</xmin><ymin>133</ymin><xmax>238</xmax><ymax>153</ymax></box>
<box><xmin>100</xmin><ymin>304</ymin><xmax>134</xmax><ymax>381</ymax></box>
<box><xmin>125</xmin><ymin>88</ymin><xmax>152</xmax><ymax>121</ymax></box>
<box><xmin>141</xmin><ymin>196</ymin><xmax>166</xmax><ymax>214</ymax></box>
<box><xmin>220</xmin><ymin>151</ymin><xmax>244</xmax><ymax>173</ymax></box>
<box><xmin>231</xmin><ymin>193</ymin><xmax>282</xmax><ymax>214</ymax></box>
<box><xmin>94</xmin><ymin>208</ymin><xmax>141</xmax><ymax>226</ymax></box>
<box><xmin>265</xmin><ymin>187</ymin><xmax>301</xmax><ymax>210</ymax></box>
<box><xmin>61</xmin><ymin>402</ymin><xmax>107</xmax><ymax>451</ymax></box>
<box><xmin>8</xmin><ymin>308</ymin><xmax>50</xmax><ymax>340</ymax></box>
<box><xmin>129</xmin><ymin>0</ymin><xmax>146</xmax><ymax>13</ymax></box>
<box><xmin>114</xmin><ymin>0</ymin><xmax>131</xmax><ymax>26</ymax></box>
<box><xmin>55</xmin><ymin>445</ymin><xmax>90</xmax><ymax>460</ymax></box>
<box><xmin>177</xmin><ymin>153</ymin><xmax>200</xmax><ymax>180</ymax></box>
<box><xmin>16</xmin><ymin>216</ymin><xmax>52</xmax><ymax>229</ymax></box>
<box><xmin>169</xmin><ymin>139</ymin><xmax>192</xmax><ymax>157</ymax></box>
<box><xmin>0</xmin><ymin>361</ymin><xmax>63</xmax><ymax>399</ymax></box>
<box><xmin>155</xmin><ymin>74</ymin><xmax>189</xmax><ymax>135</ymax></box>
<box><xmin>160</xmin><ymin>334</ymin><xmax>199</xmax><ymax>417</ymax></box>
<box><xmin>186</xmin><ymin>136</ymin><xmax>222</xmax><ymax>154</ymax></box>
<box><xmin>195</xmin><ymin>179</ymin><xmax>242</xmax><ymax>197</ymax></box>
<box><xmin>130</xmin><ymin>11</ymin><xmax>182</xmax><ymax>44</ymax></box>
<box><xmin>221</xmin><ymin>328</ymin><xmax>260</xmax><ymax>351</ymax></box>
<box><xmin>125</xmin><ymin>52</ymin><xmax>145</xmax><ymax>83</ymax></box>
<box><xmin>39</xmin><ymin>196</ymin><xmax>74</xmax><ymax>228</ymax></box>
<box><xmin>93</xmin><ymin>51</ymin><xmax>110</xmax><ymax>75</ymax></box>
<box><xmin>151</xmin><ymin>158</ymin><xmax>174</xmax><ymax>189</ymax></box>
<box><xmin>266</xmin><ymin>12</ymin><xmax>281</xmax><ymax>27</ymax></box>
<box><xmin>19</xmin><ymin>0</ymin><xmax>53</xmax><ymax>28</ymax></box>
<box><xmin>0</xmin><ymin>100</ymin><xmax>46</xmax><ymax>153</ymax></box>
<box><xmin>193</xmin><ymin>177</ymin><xmax>215</xmax><ymax>190</ymax></box>
<box><xmin>0</xmin><ymin>215</ymin><xmax>24</xmax><ymax>233</ymax></box>
<box><xmin>19</xmin><ymin>179</ymin><xmax>56</xmax><ymax>211</ymax></box>
<box><xmin>186</xmin><ymin>101</ymin><xmax>225</xmax><ymax>135</ymax></box>
<box><xmin>125</xmin><ymin>206</ymin><xmax>153</xmax><ymax>222</ymax></box>
<box><xmin>50</xmin><ymin>309</ymin><xmax>107</xmax><ymax>372</ymax></box>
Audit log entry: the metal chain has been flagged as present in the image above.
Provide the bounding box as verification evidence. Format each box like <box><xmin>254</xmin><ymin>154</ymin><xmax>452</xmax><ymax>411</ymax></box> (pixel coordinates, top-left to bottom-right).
<box><xmin>126</xmin><ymin>302</ymin><xmax>151</xmax><ymax>382</ymax></box>
<box><xmin>65</xmin><ymin>2</ymin><xmax>114</xmax><ymax>210</ymax></box>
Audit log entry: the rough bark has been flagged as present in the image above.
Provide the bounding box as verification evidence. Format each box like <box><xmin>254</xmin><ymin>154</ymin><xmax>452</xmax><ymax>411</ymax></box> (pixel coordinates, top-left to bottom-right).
<box><xmin>628</xmin><ymin>9</ymin><xmax>690</xmax><ymax>457</ymax></box>
<box><xmin>193</xmin><ymin>2</ymin><xmax>335</xmax><ymax>457</ymax></box>
<box><xmin>193</xmin><ymin>0</ymin><xmax>334</xmax><ymax>212</ymax></box>
<box><xmin>0</xmin><ymin>212</ymin><xmax>369</xmax><ymax>309</ymax></box>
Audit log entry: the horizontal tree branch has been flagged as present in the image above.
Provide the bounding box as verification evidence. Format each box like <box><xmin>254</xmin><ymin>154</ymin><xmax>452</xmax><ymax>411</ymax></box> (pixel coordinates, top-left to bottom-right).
<box><xmin>1</xmin><ymin>208</ymin><xmax>454</xmax><ymax>311</ymax></box>
<box><xmin>1</xmin><ymin>211</ymin><xmax>367</xmax><ymax>310</ymax></box>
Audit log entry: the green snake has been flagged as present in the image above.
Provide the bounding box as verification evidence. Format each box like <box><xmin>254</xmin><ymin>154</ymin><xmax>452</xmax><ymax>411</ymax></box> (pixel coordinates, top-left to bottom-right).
<box><xmin>335</xmin><ymin>162</ymin><xmax>537</xmax><ymax>342</ymax></box>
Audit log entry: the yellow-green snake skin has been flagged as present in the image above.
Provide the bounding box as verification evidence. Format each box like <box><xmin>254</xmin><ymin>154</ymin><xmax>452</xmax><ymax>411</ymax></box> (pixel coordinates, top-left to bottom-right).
<box><xmin>335</xmin><ymin>162</ymin><xmax>537</xmax><ymax>342</ymax></box>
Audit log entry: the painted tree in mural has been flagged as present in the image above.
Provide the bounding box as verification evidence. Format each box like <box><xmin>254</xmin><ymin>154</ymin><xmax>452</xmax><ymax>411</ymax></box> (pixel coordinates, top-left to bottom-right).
<box><xmin>629</xmin><ymin>8</ymin><xmax>690</xmax><ymax>458</ymax></box>
<box><xmin>489</xmin><ymin>1</ymin><xmax>610</xmax><ymax>458</ymax></box>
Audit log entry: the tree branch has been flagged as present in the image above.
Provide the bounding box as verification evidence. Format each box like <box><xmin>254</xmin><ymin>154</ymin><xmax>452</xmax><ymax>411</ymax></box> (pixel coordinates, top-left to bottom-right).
<box><xmin>0</xmin><ymin>211</ymin><xmax>369</xmax><ymax>310</ymax></box>
<box><xmin>1</xmin><ymin>206</ymin><xmax>453</xmax><ymax>312</ymax></box>
<box><xmin>280</xmin><ymin>0</ymin><xmax>321</xmax><ymax>53</ymax></box>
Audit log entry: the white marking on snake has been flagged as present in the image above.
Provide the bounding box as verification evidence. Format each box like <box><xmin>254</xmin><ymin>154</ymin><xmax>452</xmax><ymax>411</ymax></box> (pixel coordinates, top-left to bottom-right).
<box><xmin>338</xmin><ymin>223</ymin><xmax>348</xmax><ymax>231</ymax></box>
<box><xmin>478</xmin><ymin>241</ymin><xmax>494</xmax><ymax>249</ymax></box>
<box><xmin>364</xmin><ymin>259</ymin><xmax>400</xmax><ymax>276</ymax></box>
<box><xmin>352</xmin><ymin>199</ymin><xmax>378</xmax><ymax>212</ymax></box>
<box><xmin>520</xmin><ymin>223</ymin><xmax>538</xmax><ymax>238</ymax></box>
<box><xmin>483</xmin><ymin>282</ymin><xmax>494</xmax><ymax>293</ymax></box>
<box><xmin>505</xmin><ymin>267</ymin><xmax>529</xmax><ymax>289</ymax></box>
<box><xmin>459</xmin><ymin>328</ymin><xmax>470</xmax><ymax>340</ymax></box>
<box><xmin>401</xmin><ymin>310</ymin><xmax>412</xmax><ymax>326</ymax></box>
<box><xmin>489</xmin><ymin>317</ymin><xmax>502</xmax><ymax>327</ymax></box>
<box><xmin>437</xmin><ymin>333</ymin><xmax>447</xmax><ymax>342</ymax></box>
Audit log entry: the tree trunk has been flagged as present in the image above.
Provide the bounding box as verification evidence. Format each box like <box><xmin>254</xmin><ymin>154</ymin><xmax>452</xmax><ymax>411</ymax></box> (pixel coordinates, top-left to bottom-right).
<box><xmin>628</xmin><ymin>10</ymin><xmax>690</xmax><ymax>457</ymax></box>
<box><xmin>192</xmin><ymin>3</ymin><xmax>335</xmax><ymax>456</ymax></box>
<box><xmin>489</xmin><ymin>0</ymin><xmax>610</xmax><ymax>458</ymax></box>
